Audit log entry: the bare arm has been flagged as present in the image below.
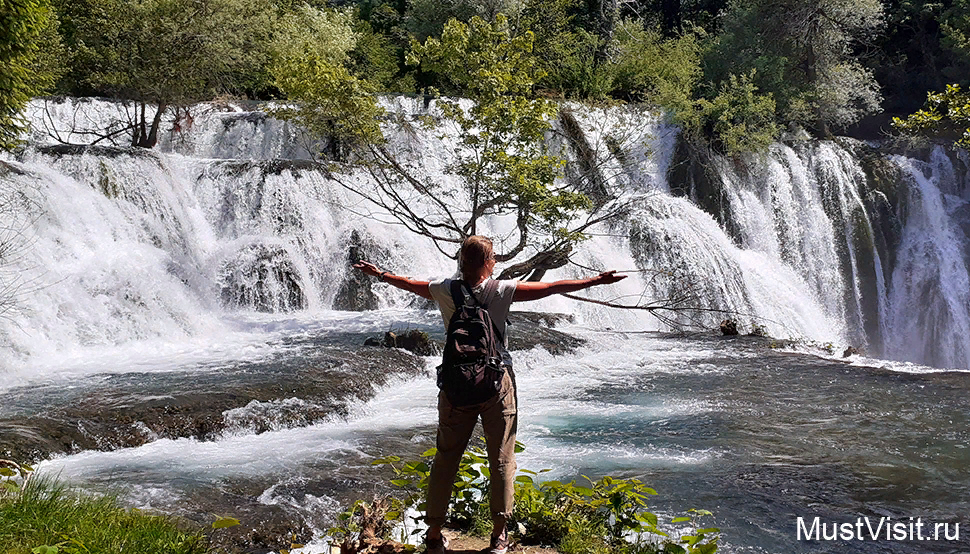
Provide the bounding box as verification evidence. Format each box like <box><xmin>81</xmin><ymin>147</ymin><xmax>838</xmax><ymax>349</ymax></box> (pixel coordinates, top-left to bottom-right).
<box><xmin>512</xmin><ymin>270</ymin><xmax>627</xmax><ymax>302</ymax></box>
<box><xmin>352</xmin><ymin>261</ymin><xmax>433</xmax><ymax>300</ymax></box>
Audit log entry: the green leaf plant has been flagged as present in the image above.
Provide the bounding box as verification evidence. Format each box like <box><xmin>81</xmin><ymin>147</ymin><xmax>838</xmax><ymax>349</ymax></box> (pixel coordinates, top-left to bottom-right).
<box><xmin>350</xmin><ymin>442</ymin><xmax>720</xmax><ymax>554</ymax></box>
<box><xmin>0</xmin><ymin>459</ymin><xmax>35</xmax><ymax>495</ymax></box>
<box><xmin>893</xmin><ymin>84</ymin><xmax>970</xmax><ymax>149</ymax></box>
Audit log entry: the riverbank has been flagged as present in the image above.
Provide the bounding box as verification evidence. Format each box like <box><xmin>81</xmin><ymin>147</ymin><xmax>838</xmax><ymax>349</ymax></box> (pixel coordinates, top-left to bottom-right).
<box><xmin>441</xmin><ymin>531</ymin><xmax>561</xmax><ymax>554</ymax></box>
<box><xmin>0</xmin><ymin>478</ymin><xmax>207</xmax><ymax>554</ymax></box>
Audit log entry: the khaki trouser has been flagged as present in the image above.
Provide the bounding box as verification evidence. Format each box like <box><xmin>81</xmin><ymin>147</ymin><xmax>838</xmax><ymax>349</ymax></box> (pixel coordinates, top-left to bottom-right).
<box><xmin>425</xmin><ymin>370</ymin><xmax>517</xmax><ymax>529</ymax></box>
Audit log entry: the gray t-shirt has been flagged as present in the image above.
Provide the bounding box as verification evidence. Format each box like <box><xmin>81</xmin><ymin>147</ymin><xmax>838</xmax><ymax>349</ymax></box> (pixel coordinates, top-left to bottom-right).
<box><xmin>428</xmin><ymin>278</ymin><xmax>517</xmax><ymax>346</ymax></box>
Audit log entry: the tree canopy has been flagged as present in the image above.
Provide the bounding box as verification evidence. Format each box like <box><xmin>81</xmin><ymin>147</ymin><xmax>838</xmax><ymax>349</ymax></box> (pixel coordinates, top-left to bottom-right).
<box><xmin>0</xmin><ymin>0</ymin><xmax>964</xmax><ymax>152</ymax></box>
<box><xmin>271</xmin><ymin>14</ymin><xmax>604</xmax><ymax>278</ymax></box>
<box><xmin>0</xmin><ymin>0</ymin><xmax>62</xmax><ymax>150</ymax></box>
<box><xmin>54</xmin><ymin>0</ymin><xmax>275</xmax><ymax>146</ymax></box>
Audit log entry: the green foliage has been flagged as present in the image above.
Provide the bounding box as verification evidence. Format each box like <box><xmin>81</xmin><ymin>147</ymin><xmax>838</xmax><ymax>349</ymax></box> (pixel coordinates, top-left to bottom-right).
<box><xmin>369</xmin><ymin>448</ymin><xmax>438</xmax><ymax>541</ymax></box>
<box><xmin>211</xmin><ymin>515</ymin><xmax>241</xmax><ymax>529</ymax></box>
<box><xmin>519</xmin><ymin>0</ymin><xmax>610</xmax><ymax>98</ymax></box>
<box><xmin>0</xmin><ymin>0</ymin><xmax>60</xmax><ymax>150</ymax></box>
<box><xmin>0</xmin><ymin>460</ymin><xmax>35</xmax><ymax>494</ymax></box>
<box><xmin>405</xmin><ymin>0</ymin><xmax>523</xmax><ymax>41</ymax></box>
<box><xmin>50</xmin><ymin>0</ymin><xmax>276</xmax><ymax>145</ymax></box>
<box><xmin>274</xmin><ymin>13</ymin><xmax>592</xmax><ymax>269</ymax></box>
<box><xmin>269</xmin><ymin>17</ymin><xmax>385</xmax><ymax>148</ymax></box>
<box><xmin>60</xmin><ymin>0</ymin><xmax>275</xmax><ymax>105</ymax></box>
<box><xmin>610</xmin><ymin>19</ymin><xmax>702</xmax><ymax>112</ymax></box>
<box><xmin>704</xmin><ymin>0</ymin><xmax>882</xmax><ymax>133</ymax></box>
<box><xmin>20</xmin><ymin>0</ymin><xmax>970</xmax><ymax>152</ymax></box>
<box><xmin>272</xmin><ymin>4</ymin><xmax>357</xmax><ymax>71</ymax></box>
<box><xmin>25</xmin><ymin>3</ymin><xmax>67</xmax><ymax>96</ymax></box>
<box><xmin>0</xmin><ymin>476</ymin><xmax>207</xmax><ymax>554</ymax></box>
<box><xmin>690</xmin><ymin>71</ymin><xmax>779</xmax><ymax>155</ymax></box>
<box><xmin>893</xmin><ymin>84</ymin><xmax>970</xmax><ymax>149</ymax></box>
<box><xmin>942</xmin><ymin>0</ymin><xmax>970</xmax><ymax>67</ymax></box>
<box><xmin>348</xmin><ymin>19</ymin><xmax>414</xmax><ymax>93</ymax></box>
<box><xmin>366</xmin><ymin>443</ymin><xmax>720</xmax><ymax>554</ymax></box>
<box><xmin>409</xmin><ymin>15</ymin><xmax>591</xmax><ymax>244</ymax></box>
<box><xmin>512</xmin><ymin>473</ymin><xmax>719</xmax><ymax>553</ymax></box>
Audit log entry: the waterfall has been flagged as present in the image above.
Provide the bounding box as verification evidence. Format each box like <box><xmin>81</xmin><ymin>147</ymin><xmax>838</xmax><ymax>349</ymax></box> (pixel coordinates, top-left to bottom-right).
<box><xmin>884</xmin><ymin>147</ymin><xmax>970</xmax><ymax>369</ymax></box>
<box><xmin>2</xmin><ymin>97</ymin><xmax>969</xmax><ymax>371</ymax></box>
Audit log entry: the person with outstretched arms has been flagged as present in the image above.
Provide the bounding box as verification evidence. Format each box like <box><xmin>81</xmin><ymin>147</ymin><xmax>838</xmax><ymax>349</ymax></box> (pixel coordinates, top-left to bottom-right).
<box><xmin>354</xmin><ymin>235</ymin><xmax>626</xmax><ymax>554</ymax></box>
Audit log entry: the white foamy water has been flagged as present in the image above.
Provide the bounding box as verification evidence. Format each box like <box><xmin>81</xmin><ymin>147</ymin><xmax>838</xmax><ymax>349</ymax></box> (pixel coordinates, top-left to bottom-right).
<box><xmin>35</xmin><ymin>329</ymin><xmax>716</xmax><ymax>476</ymax></box>
<box><xmin>7</xmin><ymin>97</ymin><xmax>969</xmax><ymax>371</ymax></box>
<box><xmin>31</xmin><ymin>321</ymin><xmax>970</xmax><ymax>554</ymax></box>
<box><xmin>884</xmin><ymin>147</ymin><xmax>970</xmax><ymax>370</ymax></box>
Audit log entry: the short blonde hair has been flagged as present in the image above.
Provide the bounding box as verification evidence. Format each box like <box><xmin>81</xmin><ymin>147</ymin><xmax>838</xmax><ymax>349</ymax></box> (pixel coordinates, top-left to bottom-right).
<box><xmin>460</xmin><ymin>235</ymin><xmax>494</xmax><ymax>280</ymax></box>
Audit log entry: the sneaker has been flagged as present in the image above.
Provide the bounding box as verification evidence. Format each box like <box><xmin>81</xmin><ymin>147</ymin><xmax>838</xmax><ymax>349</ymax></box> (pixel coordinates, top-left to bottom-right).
<box><xmin>488</xmin><ymin>529</ymin><xmax>509</xmax><ymax>554</ymax></box>
<box><xmin>424</xmin><ymin>533</ymin><xmax>449</xmax><ymax>554</ymax></box>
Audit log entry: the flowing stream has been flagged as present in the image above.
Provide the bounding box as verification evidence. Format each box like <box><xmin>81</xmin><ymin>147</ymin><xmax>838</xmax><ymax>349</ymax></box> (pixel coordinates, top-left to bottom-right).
<box><xmin>0</xmin><ymin>97</ymin><xmax>968</xmax><ymax>553</ymax></box>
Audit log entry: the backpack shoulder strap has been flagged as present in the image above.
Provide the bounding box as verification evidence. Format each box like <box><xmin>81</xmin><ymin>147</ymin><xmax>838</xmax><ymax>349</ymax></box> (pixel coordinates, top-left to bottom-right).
<box><xmin>449</xmin><ymin>279</ymin><xmax>464</xmax><ymax>309</ymax></box>
<box><xmin>481</xmin><ymin>279</ymin><xmax>499</xmax><ymax>308</ymax></box>
<box><xmin>479</xmin><ymin>279</ymin><xmax>507</xmax><ymax>345</ymax></box>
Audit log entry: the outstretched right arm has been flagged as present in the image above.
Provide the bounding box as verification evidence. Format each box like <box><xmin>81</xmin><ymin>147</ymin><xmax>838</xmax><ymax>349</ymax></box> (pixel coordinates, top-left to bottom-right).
<box><xmin>352</xmin><ymin>261</ymin><xmax>433</xmax><ymax>300</ymax></box>
<box><xmin>512</xmin><ymin>271</ymin><xmax>626</xmax><ymax>302</ymax></box>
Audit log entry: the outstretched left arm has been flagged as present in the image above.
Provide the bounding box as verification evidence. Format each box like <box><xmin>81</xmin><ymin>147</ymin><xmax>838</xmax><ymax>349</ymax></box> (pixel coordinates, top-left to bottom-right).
<box><xmin>512</xmin><ymin>270</ymin><xmax>627</xmax><ymax>302</ymax></box>
<box><xmin>352</xmin><ymin>261</ymin><xmax>433</xmax><ymax>300</ymax></box>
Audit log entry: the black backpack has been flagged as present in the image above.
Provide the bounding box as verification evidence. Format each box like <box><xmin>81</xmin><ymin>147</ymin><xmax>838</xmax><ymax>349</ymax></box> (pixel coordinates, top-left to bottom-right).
<box><xmin>436</xmin><ymin>279</ymin><xmax>508</xmax><ymax>406</ymax></box>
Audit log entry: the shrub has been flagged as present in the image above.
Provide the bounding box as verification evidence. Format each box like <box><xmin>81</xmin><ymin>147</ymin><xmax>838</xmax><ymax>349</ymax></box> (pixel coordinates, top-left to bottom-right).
<box><xmin>892</xmin><ymin>84</ymin><xmax>970</xmax><ymax>149</ymax></box>
<box><xmin>366</xmin><ymin>442</ymin><xmax>720</xmax><ymax>553</ymax></box>
<box><xmin>690</xmin><ymin>71</ymin><xmax>779</xmax><ymax>155</ymax></box>
<box><xmin>610</xmin><ymin>19</ymin><xmax>702</xmax><ymax>115</ymax></box>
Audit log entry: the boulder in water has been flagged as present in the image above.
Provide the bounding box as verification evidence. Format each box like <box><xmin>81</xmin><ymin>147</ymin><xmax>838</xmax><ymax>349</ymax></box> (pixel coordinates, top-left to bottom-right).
<box><xmin>219</xmin><ymin>242</ymin><xmax>308</xmax><ymax>312</ymax></box>
<box><xmin>368</xmin><ymin>330</ymin><xmax>440</xmax><ymax>356</ymax></box>
<box><xmin>333</xmin><ymin>230</ymin><xmax>387</xmax><ymax>311</ymax></box>
<box><xmin>382</xmin><ymin>331</ymin><xmax>397</xmax><ymax>348</ymax></box>
<box><xmin>395</xmin><ymin>330</ymin><xmax>439</xmax><ymax>355</ymax></box>
<box><xmin>506</xmin><ymin>311</ymin><xmax>585</xmax><ymax>355</ymax></box>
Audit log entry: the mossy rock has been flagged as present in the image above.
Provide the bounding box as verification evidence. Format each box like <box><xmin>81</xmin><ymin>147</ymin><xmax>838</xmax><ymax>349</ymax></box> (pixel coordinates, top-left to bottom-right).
<box><xmin>380</xmin><ymin>330</ymin><xmax>441</xmax><ymax>356</ymax></box>
<box><xmin>668</xmin><ymin>135</ymin><xmax>743</xmax><ymax>245</ymax></box>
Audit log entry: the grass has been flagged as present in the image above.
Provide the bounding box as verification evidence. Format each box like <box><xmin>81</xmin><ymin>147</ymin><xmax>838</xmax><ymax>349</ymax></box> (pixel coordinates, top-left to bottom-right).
<box><xmin>0</xmin><ymin>477</ymin><xmax>208</xmax><ymax>554</ymax></box>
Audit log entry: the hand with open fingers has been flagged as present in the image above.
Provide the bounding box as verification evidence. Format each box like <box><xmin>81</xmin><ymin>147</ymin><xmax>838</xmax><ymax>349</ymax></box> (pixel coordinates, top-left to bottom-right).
<box><xmin>596</xmin><ymin>270</ymin><xmax>626</xmax><ymax>285</ymax></box>
<box><xmin>353</xmin><ymin>260</ymin><xmax>381</xmax><ymax>277</ymax></box>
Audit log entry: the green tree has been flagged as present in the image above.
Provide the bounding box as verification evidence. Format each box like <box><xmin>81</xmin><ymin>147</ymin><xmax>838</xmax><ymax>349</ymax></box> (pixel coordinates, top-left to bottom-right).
<box><xmin>54</xmin><ymin>0</ymin><xmax>275</xmax><ymax>147</ymax></box>
<box><xmin>609</xmin><ymin>19</ymin><xmax>701</xmax><ymax>110</ymax></box>
<box><xmin>519</xmin><ymin>0</ymin><xmax>609</xmax><ymax>98</ymax></box>
<box><xmin>273</xmin><ymin>15</ymin><xmax>600</xmax><ymax>278</ymax></box>
<box><xmin>405</xmin><ymin>0</ymin><xmax>525</xmax><ymax>41</ymax></box>
<box><xmin>893</xmin><ymin>84</ymin><xmax>970</xmax><ymax>149</ymax></box>
<box><xmin>692</xmin><ymin>71</ymin><xmax>779</xmax><ymax>154</ymax></box>
<box><xmin>268</xmin><ymin>2</ymin><xmax>382</xmax><ymax>158</ymax></box>
<box><xmin>870</xmin><ymin>0</ymin><xmax>956</xmax><ymax>115</ymax></box>
<box><xmin>0</xmin><ymin>0</ymin><xmax>62</xmax><ymax>150</ymax></box>
<box><xmin>706</xmin><ymin>0</ymin><xmax>883</xmax><ymax>134</ymax></box>
<box><xmin>942</xmin><ymin>0</ymin><xmax>970</xmax><ymax>68</ymax></box>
